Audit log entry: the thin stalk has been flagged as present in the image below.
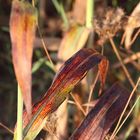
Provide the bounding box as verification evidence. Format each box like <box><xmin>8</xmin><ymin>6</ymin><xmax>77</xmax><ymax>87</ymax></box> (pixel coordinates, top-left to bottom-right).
<box><xmin>16</xmin><ymin>85</ymin><xmax>23</xmax><ymax>140</ymax></box>
<box><xmin>32</xmin><ymin>0</ymin><xmax>35</xmax><ymax>7</ymax></box>
<box><xmin>107</xmin><ymin>32</ymin><xmax>135</xmax><ymax>88</ymax></box>
<box><xmin>32</xmin><ymin>1</ymin><xmax>56</xmax><ymax>71</ymax></box>
<box><xmin>124</xmin><ymin>124</ymin><xmax>135</xmax><ymax>140</ymax></box>
<box><xmin>37</xmin><ymin>25</ymin><xmax>53</xmax><ymax>65</ymax></box>
<box><xmin>129</xmin><ymin>28</ymin><xmax>140</xmax><ymax>47</ymax></box>
<box><xmin>86</xmin><ymin>0</ymin><xmax>94</xmax><ymax>28</ymax></box>
<box><xmin>86</xmin><ymin>72</ymin><xmax>99</xmax><ymax>114</ymax></box>
<box><xmin>135</xmin><ymin>49</ymin><xmax>140</xmax><ymax>125</ymax></box>
<box><xmin>114</xmin><ymin>96</ymin><xmax>140</xmax><ymax>138</ymax></box>
<box><xmin>0</xmin><ymin>122</ymin><xmax>14</xmax><ymax>134</ymax></box>
<box><xmin>70</xmin><ymin>93</ymin><xmax>86</xmax><ymax>116</ymax></box>
<box><xmin>134</xmin><ymin>95</ymin><xmax>140</xmax><ymax>118</ymax></box>
<box><xmin>110</xmin><ymin>77</ymin><xmax>140</xmax><ymax>140</ymax></box>
<box><xmin>52</xmin><ymin>0</ymin><xmax>69</xmax><ymax>29</ymax></box>
<box><xmin>59</xmin><ymin>2</ymin><xmax>69</xmax><ymax>29</ymax></box>
<box><xmin>37</xmin><ymin>24</ymin><xmax>56</xmax><ymax>72</ymax></box>
<box><xmin>86</xmin><ymin>0</ymin><xmax>95</xmax><ymax>116</ymax></box>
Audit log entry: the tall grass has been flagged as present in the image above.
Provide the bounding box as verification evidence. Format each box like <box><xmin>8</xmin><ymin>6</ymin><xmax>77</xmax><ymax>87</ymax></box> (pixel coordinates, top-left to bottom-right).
<box><xmin>16</xmin><ymin>85</ymin><xmax>23</xmax><ymax>140</ymax></box>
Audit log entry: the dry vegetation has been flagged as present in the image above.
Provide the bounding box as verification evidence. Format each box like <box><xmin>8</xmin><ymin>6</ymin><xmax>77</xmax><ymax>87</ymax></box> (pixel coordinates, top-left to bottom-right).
<box><xmin>0</xmin><ymin>0</ymin><xmax>140</xmax><ymax>140</ymax></box>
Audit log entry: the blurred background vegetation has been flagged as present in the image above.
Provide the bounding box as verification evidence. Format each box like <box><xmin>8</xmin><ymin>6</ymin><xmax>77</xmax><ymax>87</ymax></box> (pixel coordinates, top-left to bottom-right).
<box><xmin>0</xmin><ymin>0</ymin><xmax>140</xmax><ymax>139</ymax></box>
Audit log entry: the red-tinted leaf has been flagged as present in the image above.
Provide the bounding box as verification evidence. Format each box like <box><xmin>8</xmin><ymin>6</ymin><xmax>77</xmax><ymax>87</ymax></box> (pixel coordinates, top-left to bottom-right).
<box><xmin>10</xmin><ymin>0</ymin><xmax>37</xmax><ymax>118</ymax></box>
<box><xmin>70</xmin><ymin>83</ymin><xmax>130</xmax><ymax>140</ymax></box>
<box><xmin>19</xmin><ymin>48</ymin><xmax>106</xmax><ymax>139</ymax></box>
<box><xmin>98</xmin><ymin>58</ymin><xmax>109</xmax><ymax>95</ymax></box>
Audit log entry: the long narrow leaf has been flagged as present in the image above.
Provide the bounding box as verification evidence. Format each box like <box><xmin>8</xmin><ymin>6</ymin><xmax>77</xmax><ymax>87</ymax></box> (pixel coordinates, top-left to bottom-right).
<box><xmin>14</xmin><ymin>48</ymin><xmax>107</xmax><ymax>139</ymax></box>
<box><xmin>70</xmin><ymin>83</ymin><xmax>130</xmax><ymax>140</ymax></box>
<box><xmin>10</xmin><ymin>0</ymin><xmax>37</xmax><ymax>118</ymax></box>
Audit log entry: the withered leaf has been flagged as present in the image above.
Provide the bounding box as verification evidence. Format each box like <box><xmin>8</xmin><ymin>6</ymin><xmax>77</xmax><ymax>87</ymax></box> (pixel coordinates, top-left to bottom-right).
<box><xmin>18</xmin><ymin>48</ymin><xmax>107</xmax><ymax>140</ymax></box>
<box><xmin>10</xmin><ymin>0</ymin><xmax>37</xmax><ymax>118</ymax></box>
<box><xmin>124</xmin><ymin>2</ymin><xmax>140</xmax><ymax>49</ymax></box>
<box><xmin>70</xmin><ymin>83</ymin><xmax>130</xmax><ymax>140</ymax></box>
<box><xmin>58</xmin><ymin>25</ymin><xmax>90</xmax><ymax>61</ymax></box>
<box><xmin>98</xmin><ymin>58</ymin><xmax>109</xmax><ymax>95</ymax></box>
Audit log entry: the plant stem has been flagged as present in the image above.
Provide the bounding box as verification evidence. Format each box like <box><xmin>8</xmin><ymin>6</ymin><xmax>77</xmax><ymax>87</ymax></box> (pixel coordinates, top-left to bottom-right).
<box><xmin>16</xmin><ymin>85</ymin><xmax>23</xmax><ymax>140</ymax></box>
<box><xmin>86</xmin><ymin>72</ymin><xmax>99</xmax><ymax>114</ymax></box>
<box><xmin>70</xmin><ymin>93</ymin><xmax>86</xmax><ymax>116</ymax></box>
<box><xmin>114</xmin><ymin>96</ymin><xmax>140</xmax><ymax>138</ymax></box>
<box><xmin>0</xmin><ymin>123</ymin><xmax>13</xmax><ymax>134</ymax></box>
<box><xmin>107</xmin><ymin>32</ymin><xmax>135</xmax><ymax>88</ymax></box>
<box><xmin>52</xmin><ymin>0</ymin><xmax>69</xmax><ymax>29</ymax></box>
<box><xmin>86</xmin><ymin>0</ymin><xmax>94</xmax><ymax>28</ymax></box>
<box><xmin>32</xmin><ymin>0</ymin><xmax>35</xmax><ymax>7</ymax></box>
<box><xmin>86</xmin><ymin>0</ymin><xmax>95</xmax><ymax>115</ymax></box>
<box><xmin>110</xmin><ymin>77</ymin><xmax>140</xmax><ymax>140</ymax></box>
<box><xmin>86</xmin><ymin>0</ymin><xmax>94</xmax><ymax>48</ymax></box>
<box><xmin>37</xmin><ymin>24</ymin><xmax>55</xmax><ymax>69</ymax></box>
<box><xmin>60</xmin><ymin>2</ymin><xmax>69</xmax><ymax>28</ymax></box>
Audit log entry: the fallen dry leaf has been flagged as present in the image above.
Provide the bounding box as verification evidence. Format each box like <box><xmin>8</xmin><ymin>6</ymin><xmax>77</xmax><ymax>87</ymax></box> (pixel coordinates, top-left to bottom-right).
<box><xmin>70</xmin><ymin>83</ymin><xmax>130</xmax><ymax>140</ymax></box>
<box><xmin>10</xmin><ymin>0</ymin><xmax>37</xmax><ymax>118</ymax></box>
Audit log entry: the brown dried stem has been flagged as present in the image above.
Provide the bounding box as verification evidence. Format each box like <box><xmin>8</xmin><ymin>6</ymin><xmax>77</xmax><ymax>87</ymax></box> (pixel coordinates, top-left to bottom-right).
<box><xmin>113</xmin><ymin>52</ymin><xmax>140</xmax><ymax>69</ymax></box>
<box><xmin>0</xmin><ymin>122</ymin><xmax>14</xmax><ymax>135</ymax></box>
<box><xmin>86</xmin><ymin>72</ymin><xmax>99</xmax><ymax>114</ymax></box>
<box><xmin>70</xmin><ymin>93</ymin><xmax>86</xmax><ymax>116</ymax></box>
<box><xmin>107</xmin><ymin>32</ymin><xmax>135</xmax><ymax>88</ymax></box>
<box><xmin>110</xmin><ymin>77</ymin><xmax>140</xmax><ymax>140</ymax></box>
<box><xmin>37</xmin><ymin>24</ymin><xmax>55</xmax><ymax>69</ymax></box>
<box><xmin>129</xmin><ymin>28</ymin><xmax>140</xmax><ymax>47</ymax></box>
<box><xmin>115</xmin><ymin>96</ymin><xmax>140</xmax><ymax>137</ymax></box>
